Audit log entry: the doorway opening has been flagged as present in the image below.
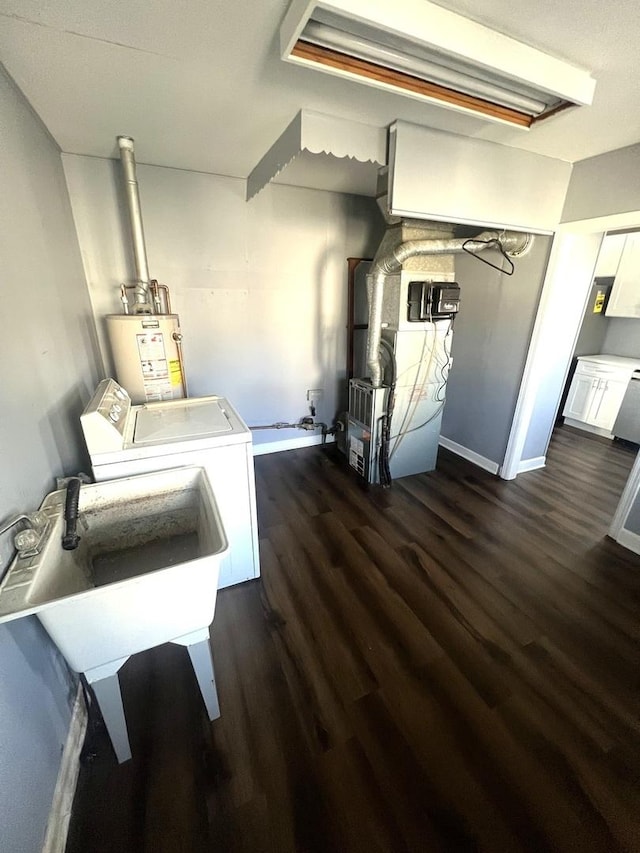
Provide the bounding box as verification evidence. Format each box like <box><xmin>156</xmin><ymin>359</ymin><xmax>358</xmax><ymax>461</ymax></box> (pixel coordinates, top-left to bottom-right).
<box><xmin>503</xmin><ymin>213</ymin><xmax>640</xmax><ymax>553</ymax></box>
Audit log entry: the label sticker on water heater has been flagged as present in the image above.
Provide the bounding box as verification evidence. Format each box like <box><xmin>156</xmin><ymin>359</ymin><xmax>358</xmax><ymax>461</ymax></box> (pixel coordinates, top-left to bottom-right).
<box><xmin>136</xmin><ymin>332</ymin><xmax>168</xmax><ymax>379</ymax></box>
<box><xmin>169</xmin><ymin>359</ymin><xmax>182</xmax><ymax>386</ymax></box>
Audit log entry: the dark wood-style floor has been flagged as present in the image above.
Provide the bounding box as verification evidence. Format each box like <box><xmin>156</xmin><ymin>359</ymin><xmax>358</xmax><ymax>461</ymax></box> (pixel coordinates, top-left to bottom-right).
<box><xmin>66</xmin><ymin>426</ymin><xmax>640</xmax><ymax>853</ymax></box>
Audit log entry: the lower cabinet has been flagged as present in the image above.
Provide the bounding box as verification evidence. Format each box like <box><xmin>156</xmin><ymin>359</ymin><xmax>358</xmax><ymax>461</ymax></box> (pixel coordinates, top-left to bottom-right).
<box><xmin>563</xmin><ymin>373</ymin><xmax>599</xmax><ymax>422</ymax></box>
<box><xmin>563</xmin><ymin>361</ymin><xmax>631</xmax><ymax>435</ymax></box>
<box><xmin>587</xmin><ymin>378</ymin><xmax>628</xmax><ymax>430</ymax></box>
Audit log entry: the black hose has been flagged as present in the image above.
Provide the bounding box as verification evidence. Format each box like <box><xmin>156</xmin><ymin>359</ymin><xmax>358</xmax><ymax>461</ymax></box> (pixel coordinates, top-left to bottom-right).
<box><xmin>62</xmin><ymin>477</ymin><xmax>82</xmax><ymax>550</ymax></box>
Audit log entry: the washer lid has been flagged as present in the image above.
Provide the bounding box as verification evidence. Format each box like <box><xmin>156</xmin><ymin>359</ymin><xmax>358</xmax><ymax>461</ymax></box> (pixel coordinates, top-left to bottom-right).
<box><xmin>133</xmin><ymin>398</ymin><xmax>233</xmax><ymax>444</ymax></box>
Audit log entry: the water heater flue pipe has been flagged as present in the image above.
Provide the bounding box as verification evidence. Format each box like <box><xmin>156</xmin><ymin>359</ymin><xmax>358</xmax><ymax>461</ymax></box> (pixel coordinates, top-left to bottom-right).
<box><xmin>117</xmin><ymin>135</ymin><xmax>151</xmax><ymax>309</ymax></box>
<box><xmin>366</xmin><ymin>230</ymin><xmax>533</xmax><ymax>388</ymax></box>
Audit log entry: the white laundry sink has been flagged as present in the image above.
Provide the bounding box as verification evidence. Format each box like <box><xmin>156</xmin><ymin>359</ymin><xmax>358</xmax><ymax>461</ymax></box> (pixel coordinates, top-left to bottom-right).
<box><xmin>0</xmin><ymin>466</ymin><xmax>228</xmax><ymax>763</ymax></box>
<box><xmin>0</xmin><ymin>466</ymin><xmax>228</xmax><ymax>672</ymax></box>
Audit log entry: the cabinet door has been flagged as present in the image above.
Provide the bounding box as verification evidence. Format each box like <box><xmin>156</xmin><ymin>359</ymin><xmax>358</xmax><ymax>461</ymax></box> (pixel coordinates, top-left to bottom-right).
<box><xmin>606</xmin><ymin>233</ymin><xmax>640</xmax><ymax>317</ymax></box>
<box><xmin>588</xmin><ymin>378</ymin><xmax>630</xmax><ymax>430</ymax></box>
<box><xmin>563</xmin><ymin>374</ymin><xmax>598</xmax><ymax>421</ymax></box>
<box><xmin>594</xmin><ymin>233</ymin><xmax>626</xmax><ymax>277</ymax></box>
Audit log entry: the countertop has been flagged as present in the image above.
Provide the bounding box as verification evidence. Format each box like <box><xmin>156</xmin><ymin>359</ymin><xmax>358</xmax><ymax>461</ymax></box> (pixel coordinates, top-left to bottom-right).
<box><xmin>578</xmin><ymin>354</ymin><xmax>640</xmax><ymax>372</ymax></box>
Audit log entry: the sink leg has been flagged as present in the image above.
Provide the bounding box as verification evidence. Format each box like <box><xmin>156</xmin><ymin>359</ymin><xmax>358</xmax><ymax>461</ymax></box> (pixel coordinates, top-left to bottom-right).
<box><xmin>84</xmin><ymin>658</ymin><xmax>131</xmax><ymax>763</ymax></box>
<box><xmin>173</xmin><ymin>628</ymin><xmax>220</xmax><ymax>721</ymax></box>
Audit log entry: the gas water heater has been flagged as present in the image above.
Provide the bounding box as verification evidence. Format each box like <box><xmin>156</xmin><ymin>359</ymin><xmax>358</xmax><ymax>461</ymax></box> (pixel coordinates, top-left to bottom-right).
<box><xmin>106</xmin><ymin>135</ymin><xmax>187</xmax><ymax>404</ymax></box>
<box><xmin>106</xmin><ymin>313</ymin><xmax>186</xmax><ymax>403</ymax></box>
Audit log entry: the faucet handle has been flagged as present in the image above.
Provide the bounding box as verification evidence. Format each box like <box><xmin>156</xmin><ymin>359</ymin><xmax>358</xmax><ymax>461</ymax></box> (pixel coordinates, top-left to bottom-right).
<box><xmin>29</xmin><ymin>511</ymin><xmax>47</xmax><ymax>533</ymax></box>
<box><xmin>14</xmin><ymin>512</ymin><xmax>49</xmax><ymax>558</ymax></box>
<box><xmin>15</xmin><ymin>528</ymin><xmax>40</xmax><ymax>557</ymax></box>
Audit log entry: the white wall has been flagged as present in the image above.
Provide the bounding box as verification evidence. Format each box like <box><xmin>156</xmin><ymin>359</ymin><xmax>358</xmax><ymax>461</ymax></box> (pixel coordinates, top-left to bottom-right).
<box><xmin>63</xmin><ymin>154</ymin><xmax>383</xmax><ymax>446</ymax></box>
<box><xmin>0</xmin><ymin>64</ymin><xmax>102</xmax><ymax>853</ymax></box>
<box><xmin>603</xmin><ymin>319</ymin><xmax>640</xmax><ymax>358</ymax></box>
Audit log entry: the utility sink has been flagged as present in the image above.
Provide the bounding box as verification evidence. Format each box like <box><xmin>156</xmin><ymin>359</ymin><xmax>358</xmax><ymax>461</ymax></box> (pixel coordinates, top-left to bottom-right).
<box><xmin>0</xmin><ymin>466</ymin><xmax>228</xmax><ymax>669</ymax></box>
<box><xmin>0</xmin><ymin>467</ymin><xmax>228</xmax><ymax>762</ymax></box>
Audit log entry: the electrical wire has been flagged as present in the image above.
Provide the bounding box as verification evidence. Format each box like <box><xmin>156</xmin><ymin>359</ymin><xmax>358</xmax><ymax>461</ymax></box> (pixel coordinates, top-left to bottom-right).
<box><xmin>389</xmin><ymin>402</ymin><xmax>446</xmax><ymax>441</ymax></box>
<box><xmin>390</xmin><ymin>326</ymin><xmax>435</xmax><ymax>458</ymax></box>
<box><xmin>389</xmin><ymin>328</ymin><xmax>451</xmax><ymax>443</ymax></box>
<box><xmin>394</xmin><ymin>356</ymin><xmax>434</xmax><ymax>384</ymax></box>
<box><xmin>393</xmin><ymin>319</ymin><xmax>451</xmax><ymax>385</ymax></box>
<box><xmin>435</xmin><ymin>318</ymin><xmax>454</xmax><ymax>402</ymax></box>
<box><xmin>390</xmin><ymin>339</ymin><xmax>432</xmax><ymax>458</ymax></box>
<box><xmin>390</xmin><ymin>318</ymin><xmax>449</xmax><ymax>460</ymax></box>
<box><xmin>388</xmin><ymin>317</ymin><xmax>454</xmax><ymax>459</ymax></box>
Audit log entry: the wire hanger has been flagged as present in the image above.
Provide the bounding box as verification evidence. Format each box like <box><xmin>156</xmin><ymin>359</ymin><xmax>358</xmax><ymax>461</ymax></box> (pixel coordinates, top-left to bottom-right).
<box><xmin>461</xmin><ymin>237</ymin><xmax>515</xmax><ymax>276</ymax></box>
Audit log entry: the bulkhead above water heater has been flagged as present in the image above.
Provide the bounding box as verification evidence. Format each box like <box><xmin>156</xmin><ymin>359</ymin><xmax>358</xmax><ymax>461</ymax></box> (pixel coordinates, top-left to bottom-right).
<box><xmin>106</xmin><ymin>314</ymin><xmax>186</xmax><ymax>404</ymax></box>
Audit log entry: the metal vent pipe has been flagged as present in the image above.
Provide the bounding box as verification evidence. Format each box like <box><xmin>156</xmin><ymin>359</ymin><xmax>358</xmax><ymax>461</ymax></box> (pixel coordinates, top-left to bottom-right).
<box><xmin>366</xmin><ymin>230</ymin><xmax>533</xmax><ymax>387</ymax></box>
<box><xmin>117</xmin><ymin>135</ymin><xmax>151</xmax><ymax>309</ymax></box>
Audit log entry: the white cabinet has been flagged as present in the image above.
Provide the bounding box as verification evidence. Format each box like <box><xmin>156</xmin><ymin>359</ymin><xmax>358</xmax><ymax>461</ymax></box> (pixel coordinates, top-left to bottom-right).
<box><xmin>606</xmin><ymin>233</ymin><xmax>640</xmax><ymax>318</ymax></box>
<box><xmin>563</xmin><ymin>373</ymin><xmax>599</xmax><ymax>421</ymax></box>
<box><xmin>563</xmin><ymin>357</ymin><xmax>635</xmax><ymax>436</ymax></box>
<box><xmin>589</xmin><ymin>379</ymin><xmax>629</xmax><ymax>429</ymax></box>
<box><xmin>594</xmin><ymin>233</ymin><xmax>626</xmax><ymax>277</ymax></box>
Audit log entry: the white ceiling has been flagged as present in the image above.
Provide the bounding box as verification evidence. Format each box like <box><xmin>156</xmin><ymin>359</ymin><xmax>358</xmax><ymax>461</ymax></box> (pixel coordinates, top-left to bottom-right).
<box><xmin>1</xmin><ymin>0</ymin><xmax>639</xmax><ymax>178</ymax></box>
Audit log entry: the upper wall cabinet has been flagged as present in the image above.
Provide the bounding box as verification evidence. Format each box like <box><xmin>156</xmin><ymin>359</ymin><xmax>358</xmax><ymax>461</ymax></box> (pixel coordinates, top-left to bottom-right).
<box><xmin>594</xmin><ymin>233</ymin><xmax>626</xmax><ymax>277</ymax></box>
<box><xmin>606</xmin><ymin>233</ymin><xmax>640</xmax><ymax>318</ymax></box>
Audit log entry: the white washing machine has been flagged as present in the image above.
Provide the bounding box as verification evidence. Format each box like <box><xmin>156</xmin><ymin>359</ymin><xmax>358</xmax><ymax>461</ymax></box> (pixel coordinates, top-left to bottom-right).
<box><xmin>80</xmin><ymin>379</ymin><xmax>260</xmax><ymax>589</ymax></box>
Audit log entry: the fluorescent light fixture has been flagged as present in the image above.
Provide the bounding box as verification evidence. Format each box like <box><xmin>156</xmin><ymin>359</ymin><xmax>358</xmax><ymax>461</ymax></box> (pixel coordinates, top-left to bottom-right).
<box><xmin>280</xmin><ymin>0</ymin><xmax>596</xmax><ymax>128</ymax></box>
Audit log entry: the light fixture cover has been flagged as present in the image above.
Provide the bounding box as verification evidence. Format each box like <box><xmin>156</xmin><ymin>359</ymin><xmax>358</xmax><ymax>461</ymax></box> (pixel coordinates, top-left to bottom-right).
<box><xmin>280</xmin><ymin>0</ymin><xmax>596</xmax><ymax>128</ymax></box>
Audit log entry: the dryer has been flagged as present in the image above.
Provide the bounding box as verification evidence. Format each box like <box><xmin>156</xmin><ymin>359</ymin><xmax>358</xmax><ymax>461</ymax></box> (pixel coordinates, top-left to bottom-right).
<box><xmin>80</xmin><ymin>379</ymin><xmax>259</xmax><ymax>589</ymax></box>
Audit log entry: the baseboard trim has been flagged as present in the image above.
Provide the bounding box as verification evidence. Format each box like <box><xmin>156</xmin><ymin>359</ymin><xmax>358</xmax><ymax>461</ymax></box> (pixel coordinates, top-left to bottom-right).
<box><xmin>42</xmin><ymin>684</ymin><xmax>87</xmax><ymax>853</ymax></box>
<box><xmin>616</xmin><ymin>527</ymin><xmax>640</xmax><ymax>556</ymax></box>
<box><xmin>563</xmin><ymin>418</ymin><xmax>613</xmax><ymax>439</ymax></box>
<box><xmin>517</xmin><ymin>456</ymin><xmax>546</xmax><ymax>474</ymax></box>
<box><xmin>252</xmin><ymin>433</ymin><xmax>334</xmax><ymax>457</ymax></box>
<box><xmin>439</xmin><ymin>436</ymin><xmax>500</xmax><ymax>475</ymax></box>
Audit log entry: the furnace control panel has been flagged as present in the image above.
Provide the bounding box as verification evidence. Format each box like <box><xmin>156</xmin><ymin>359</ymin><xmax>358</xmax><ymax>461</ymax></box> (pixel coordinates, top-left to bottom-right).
<box><xmin>407</xmin><ymin>281</ymin><xmax>461</xmax><ymax>321</ymax></box>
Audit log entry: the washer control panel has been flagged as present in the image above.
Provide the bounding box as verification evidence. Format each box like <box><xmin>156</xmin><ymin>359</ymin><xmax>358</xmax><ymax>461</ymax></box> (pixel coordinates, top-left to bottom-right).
<box><xmin>80</xmin><ymin>379</ymin><xmax>132</xmax><ymax>454</ymax></box>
